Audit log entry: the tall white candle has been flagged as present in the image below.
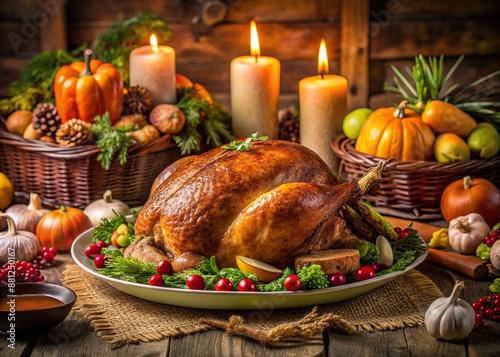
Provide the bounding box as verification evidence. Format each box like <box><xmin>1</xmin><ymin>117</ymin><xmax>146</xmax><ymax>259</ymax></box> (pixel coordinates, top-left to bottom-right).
<box><xmin>129</xmin><ymin>34</ymin><xmax>176</xmax><ymax>106</ymax></box>
<box><xmin>299</xmin><ymin>39</ymin><xmax>348</xmax><ymax>172</ymax></box>
<box><xmin>230</xmin><ymin>21</ymin><xmax>280</xmax><ymax>139</ymax></box>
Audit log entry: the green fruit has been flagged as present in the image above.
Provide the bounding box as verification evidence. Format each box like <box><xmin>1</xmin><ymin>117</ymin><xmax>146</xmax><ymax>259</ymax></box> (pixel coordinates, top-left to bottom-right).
<box><xmin>467</xmin><ymin>122</ymin><xmax>500</xmax><ymax>159</ymax></box>
<box><xmin>117</xmin><ymin>234</ymin><xmax>132</xmax><ymax>248</ymax></box>
<box><xmin>343</xmin><ymin>108</ymin><xmax>373</xmax><ymax>140</ymax></box>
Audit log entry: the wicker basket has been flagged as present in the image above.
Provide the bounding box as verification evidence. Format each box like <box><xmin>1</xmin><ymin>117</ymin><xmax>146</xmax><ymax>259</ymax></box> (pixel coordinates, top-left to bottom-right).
<box><xmin>0</xmin><ymin>126</ymin><xmax>183</xmax><ymax>209</ymax></box>
<box><xmin>332</xmin><ymin>135</ymin><xmax>500</xmax><ymax>221</ymax></box>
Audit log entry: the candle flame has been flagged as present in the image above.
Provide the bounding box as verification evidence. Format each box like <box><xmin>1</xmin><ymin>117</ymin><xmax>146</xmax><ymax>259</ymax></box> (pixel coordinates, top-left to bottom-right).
<box><xmin>150</xmin><ymin>34</ymin><xmax>159</xmax><ymax>53</ymax></box>
<box><xmin>318</xmin><ymin>38</ymin><xmax>329</xmax><ymax>75</ymax></box>
<box><xmin>250</xmin><ymin>20</ymin><xmax>260</xmax><ymax>57</ymax></box>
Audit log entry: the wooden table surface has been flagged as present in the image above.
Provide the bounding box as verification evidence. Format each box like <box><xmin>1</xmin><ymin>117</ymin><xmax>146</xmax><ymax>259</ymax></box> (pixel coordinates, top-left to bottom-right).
<box><xmin>1</xmin><ymin>253</ymin><xmax>499</xmax><ymax>357</ymax></box>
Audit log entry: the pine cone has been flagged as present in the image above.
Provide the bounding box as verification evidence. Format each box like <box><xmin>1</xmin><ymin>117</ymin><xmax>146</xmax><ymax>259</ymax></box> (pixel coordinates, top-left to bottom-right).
<box><xmin>278</xmin><ymin>109</ymin><xmax>300</xmax><ymax>143</ymax></box>
<box><xmin>122</xmin><ymin>85</ymin><xmax>153</xmax><ymax>115</ymax></box>
<box><xmin>32</xmin><ymin>103</ymin><xmax>61</xmax><ymax>138</ymax></box>
<box><xmin>55</xmin><ymin>119</ymin><xmax>93</xmax><ymax>147</ymax></box>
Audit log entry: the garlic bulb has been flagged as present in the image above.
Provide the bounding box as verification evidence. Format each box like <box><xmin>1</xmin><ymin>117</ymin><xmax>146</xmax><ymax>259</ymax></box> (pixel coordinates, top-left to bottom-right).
<box><xmin>84</xmin><ymin>190</ymin><xmax>132</xmax><ymax>226</ymax></box>
<box><xmin>448</xmin><ymin>213</ymin><xmax>490</xmax><ymax>254</ymax></box>
<box><xmin>424</xmin><ymin>280</ymin><xmax>475</xmax><ymax>340</ymax></box>
<box><xmin>0</xmin><ymin>213</ymin><xmax>42</xmax><ymax>265</ymax></box>
<box><xmin>5</xmin><ymin>193</ymin><xmax>50</xmax><ymax>233</ymax></box>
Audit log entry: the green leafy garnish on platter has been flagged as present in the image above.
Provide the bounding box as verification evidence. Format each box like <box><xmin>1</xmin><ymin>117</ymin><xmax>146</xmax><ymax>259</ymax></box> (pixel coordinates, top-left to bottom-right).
<box><xmin>95</xmin><ymin>226</ymin><xmax>426</xmax><ymax>291</ymax></box>
<box><xmin>377</xmin><ymin>228</ymin><xmax>428</xmax><ymax>276</ymax></box>
<box><xmin>91</xmin><ymin>212</ymin><xmax>134</xmax><ymax>245</ymax></box>
<box><xmin>221</xmin><ymin>132</ymin><xmax>268</xmax><ymax>151</ymax></box>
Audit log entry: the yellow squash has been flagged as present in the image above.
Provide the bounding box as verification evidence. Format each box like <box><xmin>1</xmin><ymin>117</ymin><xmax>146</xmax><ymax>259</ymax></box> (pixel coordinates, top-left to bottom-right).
<box><xmin>421</xmin><ymin>100</ymin><xmax>477</xmax><ymax>137</ymax></box>
<box><xmin>355</xmin><ymin>101</ymin><xmax>435</xmax><ymax>161</ymax></box>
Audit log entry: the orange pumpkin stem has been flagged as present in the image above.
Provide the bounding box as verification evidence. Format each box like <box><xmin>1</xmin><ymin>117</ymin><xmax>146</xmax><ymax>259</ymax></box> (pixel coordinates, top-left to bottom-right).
<box><xmin>393</xmin><ymin>100</ymin><xmax>409</xmax><ymax>119</ymax></box>
<box><xmin>80</xmin><ymin>49</ymin><xmax>93</xmax><ymax>77</ymax></box>
<box><xmin>463</xmin><ymin>176</ymin><xmax>472</xmax><ymax>190</ymax></box>
<box><xmin>60</xmin><ymin>205</ymin><xmax>67</xmax><ymax>213</ymax></box>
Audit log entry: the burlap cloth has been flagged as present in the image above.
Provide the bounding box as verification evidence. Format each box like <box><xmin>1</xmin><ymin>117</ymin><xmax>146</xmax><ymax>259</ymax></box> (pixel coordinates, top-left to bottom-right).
<box><xmin>61</xmin><ymin>264</ymin><xmax>443</xmax><ymax>347</ymax></box>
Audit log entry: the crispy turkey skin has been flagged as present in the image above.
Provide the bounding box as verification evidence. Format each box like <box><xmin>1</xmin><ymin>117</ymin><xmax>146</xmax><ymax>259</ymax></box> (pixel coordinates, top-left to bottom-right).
<box><xmin>132</xmin><ymin>140</ymin><xmax>360</xmax><ymax>269</ymax></box>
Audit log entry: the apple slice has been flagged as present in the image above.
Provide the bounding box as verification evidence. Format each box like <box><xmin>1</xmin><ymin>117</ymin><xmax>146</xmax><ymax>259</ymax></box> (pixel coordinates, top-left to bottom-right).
<box><xmin>236</xmin><ymin>256</ymin><xmax>283</xmax><ymax>283</ymax></box>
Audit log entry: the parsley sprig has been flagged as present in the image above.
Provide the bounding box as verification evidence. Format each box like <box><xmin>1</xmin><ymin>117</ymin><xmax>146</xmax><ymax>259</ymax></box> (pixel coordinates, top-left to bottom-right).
<box><xmin>91</xmin><ymin>113</ymin><xmax>135</xmax><ymax>170</ymax></box>
<box><xmin>221</xmin><ymin>132</ymin><xmax>268</xmax><ymax>151</ymax></box>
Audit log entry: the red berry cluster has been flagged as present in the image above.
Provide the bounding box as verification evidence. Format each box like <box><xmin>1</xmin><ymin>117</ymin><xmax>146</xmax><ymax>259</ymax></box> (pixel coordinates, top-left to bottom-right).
<box><xmin>0</xmin><ymin>260</ymin><xmax>44</xmax><ymax>284</ymax></box>
<box><xmin>0</xmin><ymin>246</ymin><xmax>58</xmax><ymax>285</ymax></box>
<box><xmin>484</xmin><ymin>229</ymin><xmax>500</xmax><ymax>247</ymax></box>
<box><xmin>471</xmin><ymin>293</ymin><xmax>500</xmax><ymax>329</ymax></box>
<box><xmin>34</xmin><ymin>246</ymin><xmax>59</xmax><ymax>267</ymax></box>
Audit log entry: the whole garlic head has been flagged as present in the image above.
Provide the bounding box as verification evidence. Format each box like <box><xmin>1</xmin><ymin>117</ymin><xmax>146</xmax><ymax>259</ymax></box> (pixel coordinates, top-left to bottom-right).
<box><xmin>424</xmin><ymin>280</ymin><xmax>475</xmax><ymax>340</ymax></box>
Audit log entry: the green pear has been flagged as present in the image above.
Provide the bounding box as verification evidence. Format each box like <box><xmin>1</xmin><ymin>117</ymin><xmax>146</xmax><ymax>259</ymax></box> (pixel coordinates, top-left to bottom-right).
<box><xmin>342</xmin><ymin>108</ymin><xmax>373</xmax><ymax>140</ymax></box>
<box><xmin>467</xmin><ymin>122</ymin><xmax>500</xmax><ymax>159</ymax></box>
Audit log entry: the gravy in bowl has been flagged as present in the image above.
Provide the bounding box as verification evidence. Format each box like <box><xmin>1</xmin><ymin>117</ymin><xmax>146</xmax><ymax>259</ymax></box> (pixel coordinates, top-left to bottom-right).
<box><xmin>0</xmin><ymin>295</ymin><xmax>65</xmax><ymax>311</ymax></box>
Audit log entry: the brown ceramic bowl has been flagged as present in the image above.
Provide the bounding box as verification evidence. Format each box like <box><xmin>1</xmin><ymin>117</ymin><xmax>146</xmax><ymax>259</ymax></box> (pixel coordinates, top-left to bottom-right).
<box><xmin>0</xmin><ymin>283</ymin><xmax>76</xmax><ymax>335</ymax></box>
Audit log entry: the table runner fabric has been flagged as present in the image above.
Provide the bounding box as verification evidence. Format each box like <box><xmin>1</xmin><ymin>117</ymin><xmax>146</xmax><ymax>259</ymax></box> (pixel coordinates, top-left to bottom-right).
<box><xmin>61</xmin><ymin>264</ymin><xmax>442</xmax><ymax>347</ymax></box>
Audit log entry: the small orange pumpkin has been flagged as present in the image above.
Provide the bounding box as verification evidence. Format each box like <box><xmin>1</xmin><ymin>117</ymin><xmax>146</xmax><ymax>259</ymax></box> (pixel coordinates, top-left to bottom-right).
<box><xmin>54</xmin><ymin>48</ymin><xmax>123</xmax><ymax>124</ymax></box>
<box><xmin>355</xmin><ymin>100</ymin><xmax>435</xmax><ymax>161</ymax></box>
<box><xmin>440</xmin><ymin>176</ymin><xmax>500</xmax><ymax>227</ymax></box>
<box><xmin>36</xmin><ymin>205</ymin><xmax>93</xmax><ymax>251</ymax></box>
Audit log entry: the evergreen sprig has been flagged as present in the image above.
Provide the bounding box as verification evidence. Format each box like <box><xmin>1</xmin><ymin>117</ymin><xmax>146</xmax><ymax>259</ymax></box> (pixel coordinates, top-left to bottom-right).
<box><xmin>9</xmin><ymin>49</ymin><xmax>81</xmax><ymax>97</ymax></box>
<box><xmin>0</xmin><ymin>49</ymin><xmax>82</xmax><ymax>116</ymax></box>
<box><xmin>0</xmin><ymin>88</ymin><xmax>52</xmax><ymax>117</ymax></box>
<box><xmin>174</xmin><ymin>87</ymin><xmax>234</xmax><ymax>154</ymax></box>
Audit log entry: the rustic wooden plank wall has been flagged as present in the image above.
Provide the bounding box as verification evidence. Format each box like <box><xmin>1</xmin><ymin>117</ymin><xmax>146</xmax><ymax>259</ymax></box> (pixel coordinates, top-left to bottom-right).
<box><xmin>1</xmin><ymin>0</ymin><xmax>499</xmax><ymax>112</ymax></box>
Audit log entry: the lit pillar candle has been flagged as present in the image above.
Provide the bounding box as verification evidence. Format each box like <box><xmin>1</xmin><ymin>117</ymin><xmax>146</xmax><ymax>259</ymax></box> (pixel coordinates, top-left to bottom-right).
<box><xmin>129</xmin><ymin>34</ymin><xmax>176</xmax><ymax>106</ymax></box>
<box><xmin>299</xmin><ymin>39</ymin><xmax>348</xmax><ymax>172</ymax></box>
<box><xmin>230</xmin><ymin>21</ymin><xmax>280</xmax><ymax>139</ymax></box>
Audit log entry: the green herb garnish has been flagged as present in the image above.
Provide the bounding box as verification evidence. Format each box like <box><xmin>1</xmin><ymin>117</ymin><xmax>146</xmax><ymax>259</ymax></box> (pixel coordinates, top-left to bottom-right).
<box><xmin>376</xmin><ymin>228</ymin><xmax>427</xmax><ymax>276</ymax></box>
<box><xmin>222</xmin><ymin>132</ymin><xmax>268</xmax><ymax>151</ymax></box>
<box><xmin>95</xmin><ymin>226</ymin><xmax>426</xmax><ymax>290</ymax></box>
<box><xmin>99</xmin><ymin>249</ymin><xmax>157</xmax><ymax>284</ymax></box>
<box><xmin>91</xmin><ymin>113</ymin><xmax>135</xmax><ymax>170</ymax></box>
<box><xmin>91</xmin><ymin>212</ymin><xmax>131</xmax><ymax>244</ymax></box>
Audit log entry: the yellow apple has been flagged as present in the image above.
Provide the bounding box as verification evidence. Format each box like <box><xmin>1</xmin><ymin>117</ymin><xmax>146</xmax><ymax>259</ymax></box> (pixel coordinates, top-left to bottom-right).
<box><xmin>434</xmin><ymin>133</ymin><xmax>471</xmax><ymax>163</ymax></box>
<box><xmin>235</xmin><ymin>256</ymin><xmax>282</xmax><ymax>282</ymax></box>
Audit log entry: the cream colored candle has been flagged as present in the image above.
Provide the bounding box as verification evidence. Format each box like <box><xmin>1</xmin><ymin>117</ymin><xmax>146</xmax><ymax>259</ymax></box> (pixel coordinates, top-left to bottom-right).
<box><xmin>230</xmin><ymin>21</ymin><xmax>280</xmax><ymax>139</ymax></box>
<box><xmin>299</xmin><ymin>39</ymin><xmax>348</xmax><ymax>172</ymax></box>
<box><xmin>129</xmin><ymin>34</ymin><xmax>176</xmax><ymax>106</ymax></box>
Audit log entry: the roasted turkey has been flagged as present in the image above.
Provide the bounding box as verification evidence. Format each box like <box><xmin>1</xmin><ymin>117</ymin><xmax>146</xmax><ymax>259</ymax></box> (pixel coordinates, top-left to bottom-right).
<box><xmin>130</xmin><ymin>140</ymin><xmax>376</xmax><ymax>269</ymax></box>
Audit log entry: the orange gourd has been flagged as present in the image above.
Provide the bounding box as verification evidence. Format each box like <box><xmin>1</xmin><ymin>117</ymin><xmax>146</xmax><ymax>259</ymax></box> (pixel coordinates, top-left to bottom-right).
<box><xmin>54</xmin><ymin>48</ymin><xmax>123</xmax><ymax>124</ymax></box>
<box><xmin>36</xmin><ymin>205</ymin><xmax>93</xmax><ymax>251</ymax></box>
<box><xmin>355</xmin><ymin>101</ymin><xmax>435</xmax><ymax>161</ymax></box>
<box><xmin>422</xmin><ymin>100</ymin><xmax>477</xmax><ymax>138</ymax></box>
